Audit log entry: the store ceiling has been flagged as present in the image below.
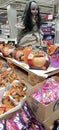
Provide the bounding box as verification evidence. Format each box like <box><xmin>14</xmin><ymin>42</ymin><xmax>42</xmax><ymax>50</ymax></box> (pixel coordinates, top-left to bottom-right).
<box><xmin>0</xmin><ymin>0</ymin><xmax>58</xmax><ymax>24</ymax></box>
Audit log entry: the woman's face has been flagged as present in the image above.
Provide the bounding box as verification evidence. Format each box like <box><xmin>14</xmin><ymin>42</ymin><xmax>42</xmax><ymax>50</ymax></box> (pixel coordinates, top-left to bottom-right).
<box><xmin>30</xmin><ymin>2</ymin><xmax>38</xmax><ymax>16</ymax></box>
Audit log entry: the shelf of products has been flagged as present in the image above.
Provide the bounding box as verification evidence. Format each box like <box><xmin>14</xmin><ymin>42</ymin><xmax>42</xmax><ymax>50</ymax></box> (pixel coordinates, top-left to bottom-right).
<box><xmin>41</xmin><ymin>22</ymin><xmax>55</xmax><ymax>45</ymax></box>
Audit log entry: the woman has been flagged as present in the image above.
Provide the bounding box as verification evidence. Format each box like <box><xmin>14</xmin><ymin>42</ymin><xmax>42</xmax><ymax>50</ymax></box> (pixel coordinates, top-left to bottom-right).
<box><xmin>17</xmin><ymin>0</ymin><xmax>43</xmax><ymax>47</ymax></box>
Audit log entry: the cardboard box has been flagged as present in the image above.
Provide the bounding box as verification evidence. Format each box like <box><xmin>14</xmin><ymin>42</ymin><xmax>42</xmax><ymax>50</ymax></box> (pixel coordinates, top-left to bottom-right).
<box><xmin>0</xmin><ymin>58</ymin><xmax>27</xmax><ymax>120</ymax></box>
<box><xmin>0</xmin><ymin>96</ymin><xmax>26</xmax><ymax>120</ymax></box>
<box><xmin>28</xmin><ymin>72</ymin><xmax>45</xmax><ymax>86</ymax></box>
<box><xmin>43</xmin><ymin>110</ymin><xmax>59</xmax><ymax>130</ymax></box>
<box><xmin>26</xmin><ymin>76</ymin><xmax>59</xmax><ymax>122</ymax></box>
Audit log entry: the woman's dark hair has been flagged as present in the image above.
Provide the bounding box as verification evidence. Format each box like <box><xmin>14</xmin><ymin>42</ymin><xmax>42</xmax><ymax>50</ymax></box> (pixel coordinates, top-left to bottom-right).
<box><xmin>22</xmin><ymin>0</ymin><xmax>41</xmax><ymax>31</ymax></box>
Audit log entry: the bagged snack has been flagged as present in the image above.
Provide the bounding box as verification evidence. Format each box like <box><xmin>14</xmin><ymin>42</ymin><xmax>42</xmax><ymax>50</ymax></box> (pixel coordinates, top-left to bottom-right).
<box><xmin>0</xmin><ymin>120</ymin><xmax>6</xmax><ymax>130</ymax></box>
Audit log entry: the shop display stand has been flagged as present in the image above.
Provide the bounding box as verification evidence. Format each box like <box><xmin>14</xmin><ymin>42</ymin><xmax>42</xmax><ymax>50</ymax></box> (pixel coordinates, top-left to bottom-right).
<box><xmin>0</xmin><ymin>51</ymin><xmax>59</xmax><ymax>85</ymax></box>
<box><xmin>7</xmin><ymin>57</ymin><xmax>59</xmax><ymax>77</ymax></box>
<box><xmin>7</xmin><ymin>57</ymin><xmax>59</xmax><ymax>85</ymax></box>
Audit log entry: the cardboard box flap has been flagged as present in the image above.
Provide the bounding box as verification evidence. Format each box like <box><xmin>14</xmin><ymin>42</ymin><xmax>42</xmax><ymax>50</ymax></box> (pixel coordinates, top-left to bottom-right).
<box><xmin>43</xmin><ymin>110</ymin><xmax>59</xmax><ymax>130</ymax></box>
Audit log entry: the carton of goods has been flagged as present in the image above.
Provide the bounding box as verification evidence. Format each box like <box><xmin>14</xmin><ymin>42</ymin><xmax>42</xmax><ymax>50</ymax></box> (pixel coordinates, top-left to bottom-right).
<box><xmin>26</xmin><ymin>76</ymin><xmax>59</xmax><ymax>122</ymax></box>
<box><xmin>4</xmin><ymin>79</ymin><xmax>27</xmax><ymax>105</ymax></box>
<box><xmin>0</xmin><ymin>62</ymin><xmax>27</xmax><ymax>105</ymax></box>
<box><xmin>0</xmin><ymin>63</ymin><xmax>27</xmax><ymax>119</ymax></box>
<box><xmin>0</xmin><ymin>94</ymin><xmax>26</xmax><ymax>120</ymax></box>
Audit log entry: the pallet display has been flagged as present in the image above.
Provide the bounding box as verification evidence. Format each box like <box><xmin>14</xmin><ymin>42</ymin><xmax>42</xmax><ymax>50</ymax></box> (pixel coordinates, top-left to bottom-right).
<box><xmin>0</xmin><ymin>50</ymin><xmax>59</xmax><ymax>85</ymax></box>
<box><xmin>7</xmin><ymin>57</ymin><xmax>59</xmax><ymax>85</ymax></box>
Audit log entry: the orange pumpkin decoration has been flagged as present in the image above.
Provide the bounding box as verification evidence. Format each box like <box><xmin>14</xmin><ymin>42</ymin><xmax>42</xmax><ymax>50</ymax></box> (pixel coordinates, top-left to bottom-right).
<box><xmin>2</xmin><ymin>44</ymin><xmax>15</xmax><ymax>57</ymax></box>
<box><xmin>48</xmin><ymin>45</ymin><xmax>57</xmax><ymax>55</ymax></box>
<box><xmin>23</xmin><ymin>46</ymin><xmax>32</xmax><ymax>63</ymax></box>
<box><xmin>27</xmin><ymin>51</ymin><xmax>50</xmax><ymax>70</ymax></box>
<box><xmin>0</xmin><ymin>42</ymin><xmax>5</xmax><ymax>52</ymax></box>
<box><xmin>13</xmin><ymin>47</ymin><xmax>24</xmax><ymax>61</ymax></box>
<box><xmin>23</xmin><ymin>46</ymin><xmax>50</xmax><ymax>70</ymax></box>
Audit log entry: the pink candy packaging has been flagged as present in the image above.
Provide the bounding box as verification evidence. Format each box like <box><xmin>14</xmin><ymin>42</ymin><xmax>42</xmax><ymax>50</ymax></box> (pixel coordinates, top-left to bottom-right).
<box><xmin>6</xmin><ymin>112</ymin><xmax>25</xmax><ymax>130</ymax></box>
<box><xmin>31</xmin><ymin>78</ymin><xmax>59</xmax><ymax>104</ymax></box>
